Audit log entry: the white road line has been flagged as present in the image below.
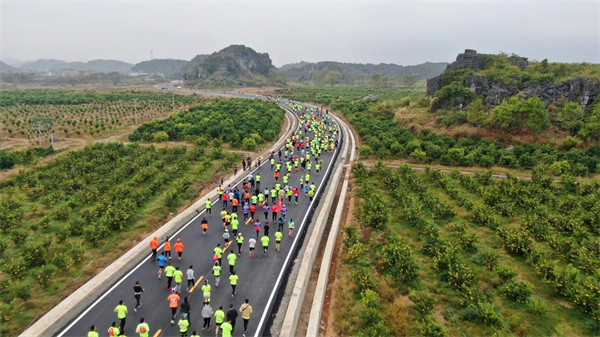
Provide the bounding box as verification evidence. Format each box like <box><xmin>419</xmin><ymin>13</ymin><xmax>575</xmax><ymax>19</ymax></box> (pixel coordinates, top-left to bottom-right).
<box><xmin>57</xmin><ymin>102</ymin><xmax>299</xmax><ymax>337</ymax></box>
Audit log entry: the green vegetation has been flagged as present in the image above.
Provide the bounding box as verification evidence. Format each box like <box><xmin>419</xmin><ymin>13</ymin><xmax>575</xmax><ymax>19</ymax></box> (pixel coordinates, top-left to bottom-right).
<box><xmin>279</xmin><ymin>87</ymin><xmax>600</xmax><ymax>175</ymax></box>
<box><xmin>275</xmin><ymin>86</ymin><xmax>423</xmax><ymax>105</ymax></box>
<box><xmin>333</xmin><ymin>163</ymin><xmax>599</xmax><ymax>336</ymax></box>
<box><xmin>0</xmin><ymin>146</ymin><xmax>55</xmax><ymax>170</ymax></box>
<box><xmin>0</xmin><ymin>90</ymin><xmax>205</xmax><ymax>141</ymax></box>
<box><xmin>0</xmin><ymin>142</ymin><xmax>232</xmax><ymax>334</ymax></box>
<box><xmin>129</xmin><ymin>98</ymin><xmax>284</xmax><ymax>146</ymax></box>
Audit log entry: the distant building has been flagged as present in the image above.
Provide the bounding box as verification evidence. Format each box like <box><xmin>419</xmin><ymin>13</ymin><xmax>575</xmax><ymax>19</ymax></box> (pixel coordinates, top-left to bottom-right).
<box><xmin>362</xmin><ymin>94</ymin><xmax>377</xmax><ymax>101</ymax></box>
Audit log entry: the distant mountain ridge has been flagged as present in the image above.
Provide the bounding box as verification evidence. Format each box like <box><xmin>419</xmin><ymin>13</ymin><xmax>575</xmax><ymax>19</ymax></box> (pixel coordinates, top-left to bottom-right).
<box><xmin>277</xmin><ymin>60</ymin><xmax>448</xmax><ymax>83</ymax></box>
<box><xmin>132</xmin><ymin>59</ymin><xmax>188</xmax><ymax>78</ymax></box>
<box><xmin>20</xmin><ymin>59</ymin><xmax>133</xmax><ymax>72</ymax></box>
<box><xmin>0</xmin><ymin>61</ymin><xmax>22</xmax><ymax>73</ymax></box>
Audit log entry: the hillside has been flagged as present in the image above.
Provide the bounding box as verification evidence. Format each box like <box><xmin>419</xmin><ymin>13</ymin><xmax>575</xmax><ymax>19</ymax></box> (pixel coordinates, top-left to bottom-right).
<box><xmin>180</xmin><ymin>54</ymin><xmax>209</xmax><ymax>80</ymax></box>
<box><xmin>0</xmin><ymin>61</ymin><xmax>23</xmax><ymax>73</ymax></box>
<box><xmin>132</xmin><ymin>59</ymin><xmax>188</xmax><ymax>78</ymax></box>
<box><xmin>427</xmin><ymin>49</ymin><xmax>600</xmax><ymax>110</ymax></box>
<box><xmin>20</xmin><ymin>59</ymin><xmax>133</xmax><ymax>72</ymax></box>
<box><xmin>277</xmin><ymin>60</ymin><xmax>448</xmax><ymax>84</ymax></box>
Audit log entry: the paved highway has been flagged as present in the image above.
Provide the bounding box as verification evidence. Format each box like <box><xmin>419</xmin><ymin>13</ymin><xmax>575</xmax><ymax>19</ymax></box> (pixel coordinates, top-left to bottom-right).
<box><xmin>57</xmin><ymin>99</ymin><xmax>342</xmax><ymax>337</ymax></box>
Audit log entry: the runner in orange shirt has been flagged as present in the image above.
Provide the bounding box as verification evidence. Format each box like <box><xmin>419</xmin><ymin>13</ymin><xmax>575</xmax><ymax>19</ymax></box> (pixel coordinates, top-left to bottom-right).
<box><xmin>168</xmin><ymin>289</ymin><xmax>180</xmax><ymax>324</ymax></box>
<box><xmin>231</xmin><ymin>197</ymin><xmax>239</xmax><ymax>213</ymax></box>
<box><xmin>174</xmin><ymin>238</ymin><xmax>184</xmax><ymax>261</ymax></box>
<box><xmin>164</xmin><ymin>237</ymin><xmax>172</xmax><ymax>260</ymax></box>
<box><xmin>150</xmin><ymin>236</ymin><xmax>159</xmax><ymax>261</ymax></box>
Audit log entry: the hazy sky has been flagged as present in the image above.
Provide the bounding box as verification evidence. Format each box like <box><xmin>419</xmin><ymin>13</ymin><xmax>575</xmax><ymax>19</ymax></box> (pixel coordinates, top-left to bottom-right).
<box><xmin>1</xmin><ymin>0</ymin><xmax>598</xmax><ymax>67</ymax></box>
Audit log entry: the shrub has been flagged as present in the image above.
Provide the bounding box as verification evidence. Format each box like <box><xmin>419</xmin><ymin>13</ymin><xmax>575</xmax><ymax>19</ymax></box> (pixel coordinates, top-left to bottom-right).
<box><xmin>34</xmin><ymin>265</ymin><xmax>57</xmax><ymax>288</ymax></box>
<box><xmin>409</xmin><ymin>292</ymin><xmax>435</xmax><ymax>316</ymax></box>
<box><xmin>9</xmin><ymin>229</ymin><xmax>28</xmax><ymax>245</ymax></box>
<box><xmin>152</xmin><ymin>131</ymin><xmax>169</xmax><ymax>142</ymax></box>
<box><xmin>550</xmin><ymin>160</ymin><xmax>571</xmax><ymax>176</ymax></box>
<box><xmin>503</xmin><ymin>281</ymin><xmax>533</xmax><ymax>302</ymax></box>
<box><xmin>242</xmin><ymin>137</ymin><xmax>257</xmax><ymax>151</ymax></box>
<box><xmin>526</xmin><ymin>298</ymin><xmax>548</xmax><ymax>315</ymax></box>
<box><xmin>358</xmin><ymin>145</ymin><xmax>373</xmax><ymax>157</ymax></box>
<box><xmin>496</xmin><ymin>265</ymin><xmax>518</xmax><ymax>281</ymax></box>
<box><xmin>419</xmin><ymin>316</ymin><xmax>446</xmax><ymax>337</ymax></box>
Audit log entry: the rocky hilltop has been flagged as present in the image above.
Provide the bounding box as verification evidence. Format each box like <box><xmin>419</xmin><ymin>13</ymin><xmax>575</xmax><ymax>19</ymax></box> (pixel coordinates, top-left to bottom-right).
<box><xmin>181</xmin><ymin>45</ymin><xmax>275</xmax><ymax>84</ymax></box>
<box><xmin>427</xmin><ymin>49</ymin><xmax>599</xmax><ymax>109</ymax></box>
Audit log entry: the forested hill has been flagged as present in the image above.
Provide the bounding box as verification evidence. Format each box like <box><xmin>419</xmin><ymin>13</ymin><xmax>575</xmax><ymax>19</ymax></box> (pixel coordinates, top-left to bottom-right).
<box><xmin>276</xmin><ymin>60</ymin><xmax>448</xmax><ymax>84</ymax></box>
<box><xmin>132</xmin><ymin>59</ymin><xmax>189</xmax><ymax>78</ymax></box>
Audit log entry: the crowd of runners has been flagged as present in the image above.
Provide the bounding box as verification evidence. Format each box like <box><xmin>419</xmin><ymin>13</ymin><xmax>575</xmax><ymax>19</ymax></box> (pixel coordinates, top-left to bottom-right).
<box><xmin>87</xmin><ymin>102</ymin><xmax>339</xmax><ymax>337</ymax></box>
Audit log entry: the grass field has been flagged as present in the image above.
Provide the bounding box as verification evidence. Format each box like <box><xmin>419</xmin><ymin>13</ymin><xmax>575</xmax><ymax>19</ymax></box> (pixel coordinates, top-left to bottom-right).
<box><xmin>331</xmin><ymin>163</ymin><xmax>599</xmax><ymax>337</ymax></box>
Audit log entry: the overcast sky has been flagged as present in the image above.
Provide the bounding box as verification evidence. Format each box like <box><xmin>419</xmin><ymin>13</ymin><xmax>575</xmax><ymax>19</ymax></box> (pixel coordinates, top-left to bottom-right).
<box><xmin>1</xmin><ymin>0</ymin><xmax>598</xmax><ymax>67</ymax></box>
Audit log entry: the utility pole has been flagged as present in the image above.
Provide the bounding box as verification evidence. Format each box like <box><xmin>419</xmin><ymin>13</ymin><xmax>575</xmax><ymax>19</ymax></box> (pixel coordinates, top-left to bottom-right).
<box><xmin>151</xmin><ymin>50</ymin><xmax>153</xmax><ymax>60</ymax></box>
<box><xmin>172</xmin><ymin>91</ymin><xmax>175</xmax><ymax>111</ymax></box>
<box><xmin>133</xmin><ymin>98</ymin><xmax>138</xmax><ymax>125</ymax></box>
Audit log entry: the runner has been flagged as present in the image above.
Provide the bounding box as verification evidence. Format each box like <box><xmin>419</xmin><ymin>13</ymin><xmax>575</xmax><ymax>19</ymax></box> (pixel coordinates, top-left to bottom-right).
<box><xmin>242</xmin><ymin>203</ymin><xmax>249</xmax><ymax>221</ymax></box>
<box><xmin>133</xmin><ymin>281</ymin><xmax>144</xmax><ymax>312</ymax></box>
<box><xmin>157</xmin><ymin>252</ymin><xmax>167</xmax><ymax>279</ymax></box>
<box><xmin>254</xmin><ymin>219</ymin><xmax>261</xmax><ymax>239</ymax></box>
<box><xmin>213</xmin><ymin>261</ymin><xmax>221</xmax><ymax>287</ymax></box>
<box><xmin>88</xmin><ymin>325</ymin><xmax>98</xmax><ymax>337</ymax></box>
<box><xmin>278</xmin><ymin>215</ymin><xmax>285</xmax><ymax>232</ymax></box>
<box><xmin>202</xmin><ymin>279</ymin><xmax>212</xmax><ymax>303</ymax></box>
<box><xmin>261</xmin><ymin>234</ymin><xmax>270</xmax><ymax>255</ymax></box>
<box><xmin>223</xmin><ymin>229</ymin><xmax>231</xmax><ymax>246</ymax></box>
<box><xmin>186</xmin><ymin>265</ymin><xmax>195</xmax><ymax>292</ymax></box>
<box><xmin>271</xmin><ymin>203</ymin><xmax>279</xmax><ymax>222</ymax></box>
<box><xmin>229</xmin><ymin>271</ymin><xmax>239</xmax><ymax>298</ymax></box>
<box><xmin>275</xmin><ymin>229</ymin><xmax>283</xmax><ymax>251</ymax></box>
<box><xmin>214</xmin><ymin>306</ymin><xmax>225</xmax><ymax>336</ymax></box>
<box><xmin>293</xmin><ymin>187</ymin><xmax>300</xmax><ymax>205</ymax></box>
<box><xmin>226</xmin><ymin>304</ymin><xmax>239</xmax><ymax>333</ymax></box>
<box><xmin>165</xmin><ymin>262</ymin><xmax>176</xmax><ymax>290</ymax></box>
<box><xmin>135</xmin><ymin>318</ymin><xmax>149</xmax><ymax>337</ymax></box>
<box><xmin>221</xmin><ymin>320</ymin><xmax>233</xmax><ymax>337</ymax></box>
<box><xmin>201</xmin><ymin>217</ymin><xmax>209</xmax><ymax>235</ymax></box>
<box><xmin>248</xmin><ymin>235</ymin><xmax>256</xmax><ymax>258</ymax></box>
<box><xmin>231</xmin><ymin>197</ymin><xmax>238</xmax><ymax>213</ymax></box>
<box><xmin>191</xmin><ymin>330</ymin><xmax>200</xmax><ymax>337</ymax></box>
<box><xmin>262</xmin><ymin>203</ymin><xmax>269</xmax><ymax>221</ymax></box>
<box><xmin>174</xmin><ymin>266</ymin><xmax>184</xmax><ymax>293</ymax></box>
<box><xmin>164</xmin><ymin>237</ymin><xmax>172</xmax><ymax>260</ymax></box>
<box><xmin>288</xmin><ymin>218</ymin><xmax>295</xmax><ymax>237</ymax></box>
<box><xmin>255</xmin><ymin>173</ymin><xmax>261</xmax><ymax>188</ymax></box>
<box><xmin>178</xmin><ymin>313</ymin><xmax>189</xmax><ymax>337</ymax></box>
<box><xmin>227</xmin><ymin>250</ymin><xmax>237</xmax><ymax>274</ymax></box>
<box><xmin>264</xmin><ymin>221</ymin><xmax>270</xmax><ymax>237</ymax></box>
<box><xmin>150</xmin><ymin>237</ymin><xmax>158</xmax><ymax>261</ymax></box>
<box><xmin>201</xmin><ymin>301</ymin><xmax>214</xmax><ymax>332</ymax></box>
<box><xmin>249</xmin><ymin>204</ymin><xmax>256</xmax><ymax>220</ymax></box>
<box><xmin>113</xmin><ymin>300</ymin><xmax>128</xmax><ymax>333</ymax></box>
<box><xmin>174</xmin><ymin>238</ymin><xmax>184</xmax><ymax>261</ymax></box>
<box><xmin>180</xmin><ymin>296</ymin><xmax>191</xmax><ymax>322</ymax></box>
<box><xmin>214</xmin><ymin>244</ymin><xmax>223</xmax><ymax>267</ymax></box>
<box><xmin>231</xmin><ymin>216</ymin><xmax>239</xmax><ymax>237</ymax></box>
<box><xmin>236</xmin><ymin>233</ymin><xmax>244</xmax><ymax>256</ymax></box>
<box><xmin>240</xmin><ymin>299</ymin><xmax>253</xmax><ymax>337</ymax></box>
<box><xmin>206</xmin><ymin>198</ymin><xmax>212</xmax><ymax>216</ymax></box>
<box><xmin>107</xmin><ymin>322</ymin><xmax>120</xmax><ymax>337</ymax></box>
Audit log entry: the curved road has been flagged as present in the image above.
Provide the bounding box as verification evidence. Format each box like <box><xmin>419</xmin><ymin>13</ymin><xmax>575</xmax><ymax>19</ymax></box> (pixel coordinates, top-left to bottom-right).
<box><xmin>56</xmin><ymin>91</ymin><xmax>342</xmax><ymax>337</ymax></box>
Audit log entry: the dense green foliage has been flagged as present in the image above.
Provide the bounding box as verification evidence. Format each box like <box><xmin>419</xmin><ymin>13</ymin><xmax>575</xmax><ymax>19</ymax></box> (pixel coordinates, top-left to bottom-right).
<box><xmin>335</xmin><ymin>163</ymin><xmax>599</xmax><ymax>336</ymax></box>
<box><xmin>129</xmin><ymin>98</ymin><xmax>284</xmax><ymax>146</ymax></box>
<box><xmin>0</xmin><ymin>142</ymin><xmax>222</xmax><ymax>334</ymax></box>
<box><xmin>280</xmin><ymin>87</ymin><xmax>600</xmax><ymax>175</ymax></box>
<box><xmin>276</xmin><ymin>87</ymin><xmax>423</xmax><ymax>105</ymax></box>
<box><xmin>0</xmin><ymin>147</ymin><xmax>55</xmax><ymax>170</ymax></box>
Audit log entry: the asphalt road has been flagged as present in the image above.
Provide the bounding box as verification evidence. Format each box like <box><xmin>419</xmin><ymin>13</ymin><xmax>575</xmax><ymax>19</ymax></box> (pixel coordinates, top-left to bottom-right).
<box><xmin>57</xmin><ymin>102</ymin><xmax>341</xmax><ymax>337</ymax></box>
